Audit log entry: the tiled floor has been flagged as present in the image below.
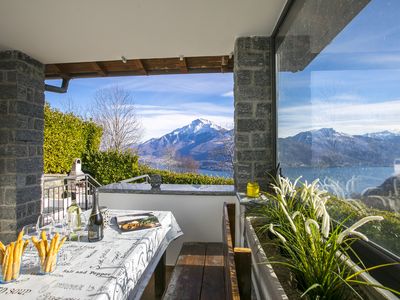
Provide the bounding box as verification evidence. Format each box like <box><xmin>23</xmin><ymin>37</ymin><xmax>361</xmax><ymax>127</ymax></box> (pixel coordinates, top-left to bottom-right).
<box><xmin>141</xmin><ymin>266</ymin><xmax>174</xmax><ymax>300</ymax></box>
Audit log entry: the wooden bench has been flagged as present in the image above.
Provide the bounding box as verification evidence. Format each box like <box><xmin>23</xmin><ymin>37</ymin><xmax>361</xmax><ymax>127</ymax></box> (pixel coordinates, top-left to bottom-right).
<box><xmin>163</xmin><ymin>203</ymin><xmax>251</xmax><ymax>300</ymax></box>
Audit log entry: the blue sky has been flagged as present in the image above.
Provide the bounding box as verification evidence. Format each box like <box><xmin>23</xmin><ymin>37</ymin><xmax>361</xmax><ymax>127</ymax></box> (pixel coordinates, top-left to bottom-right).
<box><xmin>46</xmin><ymin>1</ymin><xmax>400</xmax><ymax>141</ymax></box>
<box><xmin>278</xmin><ymin>0</ymin><xmax>400</xmax><ymax>137</ymax></box>
<box><xmin>45</xmin><ymin>73</ymin><xmax>233</xmax><ymax>141</ymax></box>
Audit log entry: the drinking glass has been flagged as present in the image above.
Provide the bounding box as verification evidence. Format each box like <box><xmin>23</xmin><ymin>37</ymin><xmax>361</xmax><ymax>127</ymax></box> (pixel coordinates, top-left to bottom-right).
<box><xmin>64</xmin><ymin>213</ymin><xmax>87</xmax><ymax>242</ymax></box>
<box><xmin>76</xmin><ymin>213</ymin><xmax>88</xmax><ymax>242</ymax></box>
<box><xmin>37</xmin><ymin>213</ymin><xmax>55</xmax><ymax>239</ymax></box>
<box><xmin>0</xmin><ymin>245</ymin><xmax>22</xmax><ymax>283</ymax></box>
<box><xmin>23</xmin><ymin>223</ymin><xmax>39</xmax><ymax>239</ymax></box>
<box><xmin>19</xmin><ymin>223</ymin><xmax>40</xmax><ymax>271</ymax></box>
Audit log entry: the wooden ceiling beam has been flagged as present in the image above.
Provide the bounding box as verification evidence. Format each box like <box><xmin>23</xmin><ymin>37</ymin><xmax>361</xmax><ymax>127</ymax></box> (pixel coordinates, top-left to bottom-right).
<box><xmin>53</xmin><ymin>64</ymin><xmax>70</xmax><ymax>78</ymax></box>
<box><xmin>136</xmin><ymin>59</ymin><xmax>147</xmax><ymax>75</ymax></box>
<box><xmin>45</xmin><ymin>55</ymin><xmax>233</xmax><ymax>79</ymax></box>
<box><xmin>178</xmin><ymin>57</ymin><xmax>188</xmax><ymax>73</ymax></box>
<box><xmin>90</xmin><ymin>61</ymin><xmax>107</xmax><ymax>76</ymax></box>
<box><xmin>221</xmin><ymin>56</ymin><xmax>229</xmax><ymax>73</ymax></box>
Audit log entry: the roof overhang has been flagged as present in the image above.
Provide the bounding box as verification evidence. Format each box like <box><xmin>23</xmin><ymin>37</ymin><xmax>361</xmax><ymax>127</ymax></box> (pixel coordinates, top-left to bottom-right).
<box><xmin>0</xmin><ymin>0</ymin><xmax>286</xmax><ymax>78</ymax></box>
<box><xmin>45</xmin><ymin>55</ymin><xmax>233</xmax><ymax>79</ymax></box>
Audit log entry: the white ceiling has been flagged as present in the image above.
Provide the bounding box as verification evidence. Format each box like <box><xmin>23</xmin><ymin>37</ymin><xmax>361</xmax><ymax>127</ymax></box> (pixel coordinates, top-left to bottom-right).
<box><xmin>0</xmin><ymin>0</ymin><xmax>286</xmax><ymax>64</ymax></box>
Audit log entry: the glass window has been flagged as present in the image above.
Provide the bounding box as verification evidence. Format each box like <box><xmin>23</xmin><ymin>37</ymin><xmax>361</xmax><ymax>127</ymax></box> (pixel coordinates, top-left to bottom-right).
<box><xmin>276</xmin><ymin>0</ymin><xmax>400</xmax><ymax>256</ymax></box>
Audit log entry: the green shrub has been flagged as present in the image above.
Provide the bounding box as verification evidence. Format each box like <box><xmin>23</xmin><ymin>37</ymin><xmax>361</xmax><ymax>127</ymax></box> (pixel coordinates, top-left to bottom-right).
<box><xmin>327</xmin><ymin>197</ymin><xmax>400</xmax><ymax>255</ymax></box>
<box><xmin>81</xmin><ymin>150</ymin><xmax>233</xmax><ymax>186</ymax></box>
<box><xmin>82</xmin><ymin>150</ymin><xmax>140</xmax><ymax>185</ymax></box>
<box><xmin>139</xmin><ymin>165</ymin><xmax>234</xmax><ymax>185</ymax></box>
<box><xmin>253</xmin><ymin>176</ymin><xmax>399</xmax><ymax>299</ymax></box>
<box><xmin>44</xmin><ymin>104</ymin><xmax>102</xmax><ymax>174</ymax></box>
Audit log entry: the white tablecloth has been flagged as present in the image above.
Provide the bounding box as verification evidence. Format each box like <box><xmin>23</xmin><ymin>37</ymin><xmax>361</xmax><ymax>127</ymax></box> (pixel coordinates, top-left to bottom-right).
<box><xmin>0</xmin><ymin>210</ymin><xmax>182</xmax><ymax>300</ymax></box>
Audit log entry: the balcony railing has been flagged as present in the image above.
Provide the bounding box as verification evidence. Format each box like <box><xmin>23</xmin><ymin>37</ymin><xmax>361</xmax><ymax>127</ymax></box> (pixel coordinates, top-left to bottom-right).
<box><xmin>42</xmin><ymin>174</ymin><xmax>102</xmax><ymax>224</ymax></box>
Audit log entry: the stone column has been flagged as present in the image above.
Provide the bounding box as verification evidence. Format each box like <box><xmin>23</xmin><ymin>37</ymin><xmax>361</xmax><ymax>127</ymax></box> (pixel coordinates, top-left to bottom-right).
<box><xmin>0</xmin><ymin>50</ymin><xmax>45</xmax><ymax>243</ymax></box>
<box><xmin>234</xmin><ymin>37</ymin><xmax>275</xmax><ymax>192</ymax></box>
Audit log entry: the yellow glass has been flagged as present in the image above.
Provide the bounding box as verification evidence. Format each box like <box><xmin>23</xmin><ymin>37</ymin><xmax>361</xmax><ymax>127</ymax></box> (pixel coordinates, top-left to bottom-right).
<box><xmin>246</xmin><ymin>182</ymin><xmax>260</xmax><ymax>198</ymax></box>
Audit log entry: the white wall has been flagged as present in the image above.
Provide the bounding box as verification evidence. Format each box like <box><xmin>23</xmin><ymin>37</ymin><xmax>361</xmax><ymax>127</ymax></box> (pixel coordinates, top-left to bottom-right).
<box><xmin>99</xmin><ymin>192</ymin><xmax>236</xmax><ymax>265</ymax></box>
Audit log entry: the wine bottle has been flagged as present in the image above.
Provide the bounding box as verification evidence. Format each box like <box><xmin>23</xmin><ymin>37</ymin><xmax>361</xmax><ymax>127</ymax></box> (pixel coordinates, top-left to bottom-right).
<box><xmin>88</xmin><ymin>189</ymin><xmax>104</xmax><ymax>242</ymax></box>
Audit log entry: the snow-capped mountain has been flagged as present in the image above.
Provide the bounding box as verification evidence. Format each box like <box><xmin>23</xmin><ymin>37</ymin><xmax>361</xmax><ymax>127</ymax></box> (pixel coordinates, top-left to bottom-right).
<box><xmin>138</xmin><ymin>122</ymin><xmax>400</xmax><ymax>171</ymax></box>
<box><xmin>138</xmin><ymin>119</ymin><xmax>233</xmax><ymax>171</ymax></box>
<box><xmin>362</xmin><ymin>130</ymin><xmax>400</xmax><ymax>139</ymax></box>
<box><xmin>279</xmin><ymin>128</ymin><xmax>400</xmax><ymax>167</ymax></box>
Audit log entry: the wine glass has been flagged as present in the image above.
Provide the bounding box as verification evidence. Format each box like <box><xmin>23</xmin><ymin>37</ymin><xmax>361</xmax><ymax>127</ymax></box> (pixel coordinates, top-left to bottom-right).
<box><xmin>36</xmin><ymin>213</ymin><xmax>55</xmax><ymax>239</ymax></box>
<box><xmin>76</xmin><ymin>213</ymin><xmax>88</xmax><ymax>242</ymax></box>
<box><xmin>54</xmin><ymin>217</ymin><xmax>68</xmax><ymax>237</ymax></box>
<box><xmin>21</xmin><ymin>223</ymin><xmax>39</xmax><ymax>270</ymax></box>
<box><xmin>23</xmin><ymin>223</ymin><xmax>39</xmax><ymax>239</ymax></box>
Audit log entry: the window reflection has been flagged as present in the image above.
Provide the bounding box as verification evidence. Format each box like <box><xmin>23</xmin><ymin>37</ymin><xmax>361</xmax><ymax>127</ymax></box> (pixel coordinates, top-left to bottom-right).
<box><xmin>276</xmin><ymin>0</ymin><xmax>400</xmax><ymax>255</ymax></box>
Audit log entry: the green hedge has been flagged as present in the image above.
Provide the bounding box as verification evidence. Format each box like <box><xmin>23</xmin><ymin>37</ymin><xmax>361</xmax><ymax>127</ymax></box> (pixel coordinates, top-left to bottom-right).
<box><xmin>44</xmin><ymin>104</ymin><xmax>102</xmax><ymax>174</ymax></box>
<box><xmin>139</xmin><ymin>165</ymin><xmax>234</xmax><ymax>185</ymax></box>
<box><xmin>82</xmin><ymin>150</ymin><xmax>140</xmax><ymax>185</ymax></box>
<box><xmin>82</xmin><ymin>150</ymin><xmax>234</xmax><ymax>185</ymax></box>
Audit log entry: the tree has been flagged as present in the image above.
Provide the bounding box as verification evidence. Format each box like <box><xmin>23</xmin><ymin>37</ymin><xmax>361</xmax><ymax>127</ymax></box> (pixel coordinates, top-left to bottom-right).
<box><xmin>91</xmin><ymin>86</ymin><xmax>142</xmax><ymax>151</ymax></box>
<box><xmin>177</xmin><ymin>156</ymin><xmax>200</xmax><ymax>173</ymax></box>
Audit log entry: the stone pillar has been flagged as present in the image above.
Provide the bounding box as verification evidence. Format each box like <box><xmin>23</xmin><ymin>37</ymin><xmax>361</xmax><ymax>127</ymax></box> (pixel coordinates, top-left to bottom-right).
<box><xmin>0</xmin><ymin>50</ymin><xmax>45</xmax><ymax>243</ymax></box>
<box><xmin>234</xmin><ymin>37</ymin><xmax>275</xmax><ymax>192</ymax></box>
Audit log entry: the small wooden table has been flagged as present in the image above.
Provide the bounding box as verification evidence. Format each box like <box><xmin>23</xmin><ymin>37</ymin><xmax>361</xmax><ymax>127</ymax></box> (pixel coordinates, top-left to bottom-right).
<box><xmin>0</xmin><ymin>210</ymin><xmax>182</xmax><ymax>300</ymax></box>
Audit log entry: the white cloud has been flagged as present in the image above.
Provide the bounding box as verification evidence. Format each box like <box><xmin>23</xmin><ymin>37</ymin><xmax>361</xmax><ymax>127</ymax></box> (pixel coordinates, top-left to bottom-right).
<box><xmin>279</xmin><ymin>99</ymin><xmax>400</xmax><ymax>137</ymax></box>
<box><xmin>140</xmin><ymin>113</ymin><xmax>233</xmax><ymax>142</ymax></box>
<box><xmin>221</xmin><ymin>91</ymin><xmax>234</xmax><ymax>97</ymax></box>
<box><xmin>136</xmin><ymin>102</ymin><xmax>233</xmax><ymax>141</ymax></box>
<box><xmin>103</xmin><ymin>74</ymin><xmax>233</xmax><ymax>96</ymax></box>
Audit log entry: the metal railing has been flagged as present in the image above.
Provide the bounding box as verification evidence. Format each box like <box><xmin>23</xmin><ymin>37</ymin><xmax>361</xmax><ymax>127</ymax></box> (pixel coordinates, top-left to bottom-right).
<box><xmin>119</xmin><ymin>174</ymin><xmax>151</xmax><ymax>184</ymax></box>
<box><xmin>42</xmin><ymin>174</ymin><xmax>102</xmax><ymax>223</ymax></box>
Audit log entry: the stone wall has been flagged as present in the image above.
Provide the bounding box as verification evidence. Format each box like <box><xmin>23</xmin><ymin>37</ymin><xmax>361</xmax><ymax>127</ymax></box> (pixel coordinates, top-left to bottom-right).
<box><xmin>233</xmin><ymin>37</ymin><xmax>275</xmax><ymax>192</ymax></box>
<box><xmin>0</xmin><ymin>50</ymin><xmax>44</xmax><ymax>243</ymax></box>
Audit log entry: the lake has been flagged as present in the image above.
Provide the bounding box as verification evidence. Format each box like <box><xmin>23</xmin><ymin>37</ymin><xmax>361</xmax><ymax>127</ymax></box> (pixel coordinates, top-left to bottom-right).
<box><xmin>199</xmin><ymin>166</ymin><xmax>396</xmax><ymax>196</ymax></box>
<box><xmin>198</xmin><ymin>169</ymin><xmax>233</xmax><ymax>178</ymax></box>
<box><xmin>283</xmin><ymin>166</ymin><xmax>395</xmax><ymax>196</ymax></box>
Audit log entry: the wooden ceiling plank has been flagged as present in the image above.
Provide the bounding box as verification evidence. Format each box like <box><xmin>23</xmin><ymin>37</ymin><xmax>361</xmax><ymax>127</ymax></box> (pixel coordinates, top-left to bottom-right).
<box><xmin>178</xmin><ymin>57</ymin><xmax>188</xmax><ymax>73</ymax></box>
<box><xmin>221</xmin><ymin>56</ymin><xmax>229</xmax><ymax>73</ymax></box>
<box><xmin>45</xmin><ymin>55</ymin><xmax>233</xmax><ymax>79</ymax></box>
<box><xmin>53</xmin><ymin>64</ymin><xmax>70</xmax><ymax>78</ymax></box>
<box><xmin>136</xmin><ymin>59</ymin><xmax>148</xmax><ymax>75</ymax></box>
<box><xmin>91</xmin><ymin>61</ymin><xmax>108</xmax><ymax>76</ymax></box>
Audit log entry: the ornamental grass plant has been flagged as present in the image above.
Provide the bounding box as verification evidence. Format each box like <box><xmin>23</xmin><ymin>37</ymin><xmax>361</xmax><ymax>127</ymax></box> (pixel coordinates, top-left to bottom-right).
<box><xmin>254</xmin><ymin>176</ymin><xmax>400</xmax><ymax>299</ymax></box>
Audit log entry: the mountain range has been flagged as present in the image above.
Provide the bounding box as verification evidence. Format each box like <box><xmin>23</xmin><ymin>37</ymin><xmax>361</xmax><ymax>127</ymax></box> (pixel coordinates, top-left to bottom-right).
<box><xmin>138</xmin><ymin>119</ymin><xmax>233</xmax><ymax>171</ymax></box>
<box><xmin>138</xmin><ymin>119</ymin><xmax>400</xmax><ymax>170</ymax></box>
<box><xmin>278</xmin><ymin>128</ymin><xmax>400</xmax><ymax>167</ymax></box>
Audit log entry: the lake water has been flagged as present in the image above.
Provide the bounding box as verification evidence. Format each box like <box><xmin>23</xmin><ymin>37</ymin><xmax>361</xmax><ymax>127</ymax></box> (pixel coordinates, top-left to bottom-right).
<box><xmin>199</xmin><ymin>169</ymin><xmax>233</xmax><ymax>178</ymax></box>
<box><xmin>199</xmin><ymin>166</ymin><xmax>396</xmax><ymax>196</ymax></box>
<box><xmin>283</xmin><ymin>166</ymin><xmax>395</xmax><ymax>196</ymax></box>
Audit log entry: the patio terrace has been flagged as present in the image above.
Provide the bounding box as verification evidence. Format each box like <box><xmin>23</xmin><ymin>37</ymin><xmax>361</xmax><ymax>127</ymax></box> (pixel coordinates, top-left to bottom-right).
<box><xmin>1</xmin><ymin>0</ymin><xmax>400</xmax><ymax>299</ymax></box>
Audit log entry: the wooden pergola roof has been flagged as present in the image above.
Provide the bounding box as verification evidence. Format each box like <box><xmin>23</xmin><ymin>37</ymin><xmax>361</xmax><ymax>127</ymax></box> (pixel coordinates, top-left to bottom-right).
<box><xmin>45</xmin><ymin>55</ymin><xmax>233</xmax><ymax>79</ymax></box>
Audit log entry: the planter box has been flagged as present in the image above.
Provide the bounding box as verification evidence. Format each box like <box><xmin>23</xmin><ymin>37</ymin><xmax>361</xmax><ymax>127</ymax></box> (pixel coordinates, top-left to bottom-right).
<box><xmin>244</xmin><ymin>217</ymin><xmax>398</xmax><ymax>300</ymax></box>
<box><xmin>244</xmin><ymin>217</ymin><xmax>289</xmax><ymax>300</ymax></box>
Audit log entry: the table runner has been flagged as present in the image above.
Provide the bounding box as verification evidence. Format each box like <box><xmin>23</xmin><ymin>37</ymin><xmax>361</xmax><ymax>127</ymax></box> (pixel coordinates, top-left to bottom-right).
<box><xmin>0</xmin><ymin>210</ymin><xmax>182</xmax><ymax>300</ymax></box>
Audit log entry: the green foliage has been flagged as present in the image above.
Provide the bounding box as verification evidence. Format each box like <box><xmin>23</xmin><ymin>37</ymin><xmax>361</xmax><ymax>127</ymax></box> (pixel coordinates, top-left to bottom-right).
<box><xmin>44</xmin><ymin>104</ymin><xmax>233</xmax><ymax>185</ymax></box>
<box><xmin>82</xmin><ymin>150</ymin><xmax>140</xmax><ymax>185</ymax></box>
<box><xmin>139</xmin><ymin>165</ymin><xmax>234</xmax><ymax>185</ymax></box>
<box><xmin>44</xmin><ymin>104</ymin><xmax>102</xmax><ymax>174</ymax></box>
<box><xmin>81</xmin><ymin>150</ymin><xmax>233</xmax><ymax>186</ymax></box>
<box><xmin>83</xmin><ymin>121</ymin><xmax>102</xmax><ymax>153</ymax></box>
<box><xmin>251</xmin><ymin>176</ymin><xmax>399</xmax><ymax>299</ymax></box>
<box><xmin>326</xmin><ymin>197</ymin><xmax>400</xmax><ymax>255</ymax></box>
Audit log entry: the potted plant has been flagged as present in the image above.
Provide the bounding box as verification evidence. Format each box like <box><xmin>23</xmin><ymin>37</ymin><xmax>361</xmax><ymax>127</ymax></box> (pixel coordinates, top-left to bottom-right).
<box><xmin>245</xmin><ymin>176</ymin><xmax>400</xmax><ymax>299</ymax></box>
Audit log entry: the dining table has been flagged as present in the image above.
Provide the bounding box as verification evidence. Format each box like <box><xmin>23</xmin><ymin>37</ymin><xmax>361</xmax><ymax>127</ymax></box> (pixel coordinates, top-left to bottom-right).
<box><xmin>0</xmin><ymin>209</ymin><xmax>182</xmax><ymax>300</ymax></box>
